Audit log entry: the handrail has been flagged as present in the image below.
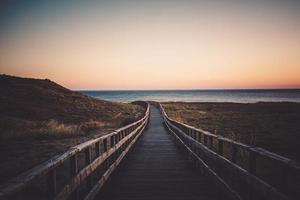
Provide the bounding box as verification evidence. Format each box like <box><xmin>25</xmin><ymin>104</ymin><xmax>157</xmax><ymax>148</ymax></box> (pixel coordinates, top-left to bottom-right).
<box><xmin>160</xmin><ymin>103</ymin><xmax>300</xmax><ymax>200</ymax></box>
<box><xmin>0</xmin><ymin>102</ymin><xmax>150</xmax><ymax>200</ymax></box>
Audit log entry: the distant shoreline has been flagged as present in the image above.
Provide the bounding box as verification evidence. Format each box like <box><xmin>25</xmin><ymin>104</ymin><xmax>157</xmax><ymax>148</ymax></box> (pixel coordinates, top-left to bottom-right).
<box><xmin>77</xmin><ymin>88</ymin><xmax>300</xmax><ymax>92</ymax></box>
<box><xmin>79</xmin><ymin>89</ymin><xmax>300</xmax><ymax>103</ymax></box>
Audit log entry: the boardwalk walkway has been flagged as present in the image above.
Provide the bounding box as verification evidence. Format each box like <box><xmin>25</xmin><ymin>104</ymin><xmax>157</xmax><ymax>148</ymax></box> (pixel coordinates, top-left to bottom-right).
<box><xmin>96</xmin><ymin>106</ymin><xmax>218</xmax><ymax>200</ymax></box>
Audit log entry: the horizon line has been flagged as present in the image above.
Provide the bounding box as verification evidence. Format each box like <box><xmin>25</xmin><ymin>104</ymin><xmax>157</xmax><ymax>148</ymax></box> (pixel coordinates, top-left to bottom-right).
<box><xmin>76</xmin><ymin>88</ymin><xmax>300</xmax><ymax>91</ymax></box>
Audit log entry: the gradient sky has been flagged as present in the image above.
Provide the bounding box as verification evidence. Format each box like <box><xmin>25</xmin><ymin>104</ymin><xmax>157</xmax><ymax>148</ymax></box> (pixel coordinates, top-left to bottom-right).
<box><xmin>0</xmin><ymin>0</ymin><xmax>300</xmax><ymax>90</ymax></box>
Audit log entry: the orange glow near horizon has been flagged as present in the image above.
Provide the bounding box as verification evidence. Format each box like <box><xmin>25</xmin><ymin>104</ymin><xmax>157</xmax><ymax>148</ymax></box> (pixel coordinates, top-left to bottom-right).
<box><xmin>0</xmin><ymin>1</ymin><xmax>300</xmax><ymax>90</ymax></box>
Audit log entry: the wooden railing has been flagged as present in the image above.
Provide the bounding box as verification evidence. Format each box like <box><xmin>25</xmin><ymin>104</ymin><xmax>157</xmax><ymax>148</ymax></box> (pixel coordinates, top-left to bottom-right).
<box><xmin>0</xmin><ymin>102</ymin><xmax>149</xmax><ymax>200</ymax></box>
<box><xmin>160</xmin><ymin>104</ymin><xmax>300</xmax><ymax>200</ymax></box>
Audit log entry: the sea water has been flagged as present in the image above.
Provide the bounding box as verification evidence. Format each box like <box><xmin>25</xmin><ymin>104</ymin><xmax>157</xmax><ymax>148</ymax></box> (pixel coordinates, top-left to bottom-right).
<box><xmin>79</xmin><ymin>89</ymin><xmax>300</xmax><ymax>103</ymax></box>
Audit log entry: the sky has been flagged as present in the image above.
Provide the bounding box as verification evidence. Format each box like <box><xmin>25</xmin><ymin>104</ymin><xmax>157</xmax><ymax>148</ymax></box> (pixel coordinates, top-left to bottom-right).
<box><xmin>0</xmin><ymin>0</ymin><xmax>300</xmax><ymax>90</ymax></box>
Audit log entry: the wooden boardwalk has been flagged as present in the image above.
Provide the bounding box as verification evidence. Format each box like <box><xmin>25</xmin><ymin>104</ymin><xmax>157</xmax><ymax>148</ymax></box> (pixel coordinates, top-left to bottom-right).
<box><xmin>0</xmin><ymin>102</ymin><xmax>297</xmax><ymax>200</ymax></box>
<box><xmin>96</xmin><ymin>106</ymin><xmax>218</xmax><ymax>200</ymax></box>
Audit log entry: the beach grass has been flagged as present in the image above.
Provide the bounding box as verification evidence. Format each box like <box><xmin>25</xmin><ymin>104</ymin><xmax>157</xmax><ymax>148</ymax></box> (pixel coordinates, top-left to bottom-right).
<box><xmin>162</xmin><ymin>102</ymin><xmax>300</xmax><ymax>162</ymax></box>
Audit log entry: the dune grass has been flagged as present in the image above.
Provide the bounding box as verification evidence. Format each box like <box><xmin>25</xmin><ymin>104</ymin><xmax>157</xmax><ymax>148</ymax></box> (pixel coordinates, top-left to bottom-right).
<box><xmin>162</xmin><ymin>102</ymin><xmax>300</xmax><ymax>162</ymax></box>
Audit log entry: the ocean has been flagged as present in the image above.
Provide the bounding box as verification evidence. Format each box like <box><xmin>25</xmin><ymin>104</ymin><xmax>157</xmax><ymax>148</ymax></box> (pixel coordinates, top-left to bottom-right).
<box><xmin>79</xmin><ymin>89</ymin><xmax>300</xmax><ymax>103</ymax></box>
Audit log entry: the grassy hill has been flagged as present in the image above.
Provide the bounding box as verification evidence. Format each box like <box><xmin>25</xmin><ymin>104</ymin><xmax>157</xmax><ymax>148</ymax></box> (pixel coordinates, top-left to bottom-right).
<box><xmin>0</xmin><ymin>74</ymin><xmax>145</xmax><ymax>139</ymax></box>
<box><xmin>0</xmin><ymin>74</ymin><xmax>145</xmax><ymax>183</ymax></box>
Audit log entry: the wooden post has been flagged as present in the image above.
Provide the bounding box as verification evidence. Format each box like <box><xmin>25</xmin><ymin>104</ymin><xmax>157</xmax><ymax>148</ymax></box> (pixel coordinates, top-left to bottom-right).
<box><xmin>70</xmin><ymin>155</ymin><xmax>79</xmax><ymax>200</ymax></box>
<box><xmin>232</xmin><ymin>145</ymin><xmax>237</xmax><ymax>164</ymax></box>
<box><xmin>95</xmin><ymin>142</ymin><xmax>101</xmax><ymax>157</ymax></box>
<box><xmin>115</xmin><ymin>134</ymin><xmax>118</xmax><ymax>144</ymax></box>
<box><xmin>204</xmin><ymin>135</ymin><xmax>208</xmax><ymax>146</ymax></box>
<box><xmin>209</xmin><ymin>137</ymin><xmax>213</xmax><ymax>149</ymax></box>
<box><xmin>70</xmin><ymin>155</ymin><xmax>78</xmax><ymax>176</ymax></box>
<box><xmin>189</xmin><ymin>129</ymin><xmax>192</xmax><ymax>148</ymax></box>
<box><xmin>103</xmin><ymin>138</ymin><xmax>108</xmax><ymax>152</ymax></box>
<box><xmin>110</xmin><ymin>135</ymin><xmax>114</xmax><ymax>147</ymax></box>
<box><xmin>196</xmin><ymin>132</ymin><xmax>200</xmax><ymax>142</ymax></box>
<box><xmin>218</xmin><ymin>140</ymin><xmax>223</xmax><ymax>155</ymax></box>
<box><xmin>248</xmin><ymin>151</ymin><xmax>256</xmax><ymax>175</ymax></box>
<box><xmin>47</xmin><ymin>169</ymin><xmax>57</xmax><ymax>197</ymax></box>
<box><xmin>85</xmin><ymin>147</ymin><xmax>92</xmax><ymax>165</ymax></box>
<box><xmin>85</xmin><ymin>147</ymin><xmax>92</xmax><ymax>189</ymax></box>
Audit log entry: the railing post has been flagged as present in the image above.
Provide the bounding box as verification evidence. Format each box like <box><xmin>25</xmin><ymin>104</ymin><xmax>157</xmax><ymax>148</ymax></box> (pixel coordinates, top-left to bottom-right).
<box><xmin>115</xmin><ymin>133</ymin><xmax>119</xmax><ymax>144</ymax></box>
<box><xmin>47</xmin><ymin>169</ymin><xmax>57</xmax><ymax>197</ymax></box>
<box><xmin>85</xmin><ymin>147</ymin><xmax>92</xmax><ymax>164</ymax></box>
<box><xmin>120</xmin><ymin>131</ymin><xmax>123</xmax><ymax>139</ymax></box>
<box><xmin>232</xmin><ymin>145</ymin><xmax>237</xmax><ymax>164</ymax></box>
<box><xmin>104</xmin><ymin>138</ymin><xmax>108</xmax><ymax>152</ymax></box>
<box><xmin>209</xmin><ymin>136</ymin><xmax>213</xmax><ymax>149</ymax></box>
<box><xmin>95</xmin><ymin>142</ymin><xmax>101</xmax><ymax>157</ymax></box>
<box><xmin>70</xmin><ymin>155</ymin><xmax>79</xmax><ymax>199</ymax></box>
<box><xmin>218</xmin><ymin>139</ymin><xmax>223</xmax><ymax>155</ymax></box>
<box><xmin>196</xmin><ymin>131</ymin><xmax>200</xmax><ymax>142</ymax></box>
<box><xmin>70</xmin><ymin>155</ymin><xmax>78</xmax><ymax>176</ymax></box>
<box><xmin>199</xmin><ymin>133</ymin><xmax>202</xmax><ymax>143</ymax></box>
<box><xmin>248</xmin><ymin>150</ymin><xmax>256</xmax><ymax>175</ymax></box>
<box><xmin>110</xmin><ymin>135</ymin><xmax>115</xmax><ymax>147</ymax></box>
<box><xmin>204</xmin><ymin>135</ymin><xmax>208</xmax><ymax>146</ymax></box>
<box><xmin>85</xmin><ymin>147</ymin><xmax>92</xmax><ymax>189</ymax></box>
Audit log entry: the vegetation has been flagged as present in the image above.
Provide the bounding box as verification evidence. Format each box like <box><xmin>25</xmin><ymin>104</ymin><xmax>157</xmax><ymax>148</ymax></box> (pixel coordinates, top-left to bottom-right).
<box><xmin>0</xmin><ymin>75</ymin><xmax>144</xmax><ymax>139</ymax></box>
<box><xmin>162</xmin><ymin>102</ymin><xmax>300</xmax><ymax>162</ymax></box>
